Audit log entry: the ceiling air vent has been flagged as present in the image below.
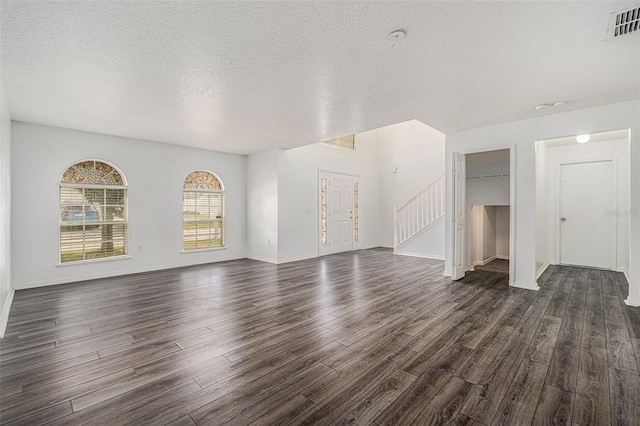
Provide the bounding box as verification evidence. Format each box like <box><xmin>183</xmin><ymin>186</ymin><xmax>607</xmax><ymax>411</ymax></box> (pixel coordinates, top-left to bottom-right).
<box><xmin>608</xmin><ymin>6</ymin><xmax>640</xmax><ymax>38</ymax></box>
<box><xmin>322</xmin><ymin>134</ymin><xmax>356</xmax><ymax>150</ymax></box>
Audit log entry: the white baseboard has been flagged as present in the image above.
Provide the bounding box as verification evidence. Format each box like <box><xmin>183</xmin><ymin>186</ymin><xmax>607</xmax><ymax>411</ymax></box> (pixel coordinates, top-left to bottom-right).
<box><xmin>395</xmin><ymin>251</ymin><xmax>445</xmax><ymax>261</ymax></box>
<box><xmin>472</xmin><ymin>256</ymin><xmax>497</xmax><ymax>267</ymax></box>
<box><xmin>537</xmin><ymin>263</ymin><xmax>550</xmax><ymax>280</ymax></box>
<box><xmin>625</xmin><ymin>298</ymin><xmax>640</xmax><ymax>307</ymax></box>
<box><xmin>275</xmin><ymin>254</ymin><xmax>319</xmax><ymax>264</ymax></box>
<box><xmin>246</xmin><ymin>255</ymin><xmax>278</xmax><ymax>264</ymax></box>
<box><xmin>14</xmin><ymin>254</ymin><xmax>247</xmax><ymax>290</ymax></box>
<box><xmin>496</xmin><ymin>255</ymin><xmax>510</xmax><ymax>260</ymax></box>
<box><xmin>616</xmin><ymin>268</ymin><xmax>630</xmax><ymax>285</ymax></box>
<box><xmin>513</xmin><ymin>281</ymin><xmax>540</xmax><ymax>291</ymax></box>
<box><xmin>0</xmin><ymin>289</ymin><xmax>15</xmax><ymax>338</ymax></box>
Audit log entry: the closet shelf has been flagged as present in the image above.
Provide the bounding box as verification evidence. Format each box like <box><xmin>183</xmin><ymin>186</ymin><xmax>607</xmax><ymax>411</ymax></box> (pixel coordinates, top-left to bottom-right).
<box><xmin>467</xmin><ymin>173</ymin><xmax>510</xmax><ymax>180</ymax></box>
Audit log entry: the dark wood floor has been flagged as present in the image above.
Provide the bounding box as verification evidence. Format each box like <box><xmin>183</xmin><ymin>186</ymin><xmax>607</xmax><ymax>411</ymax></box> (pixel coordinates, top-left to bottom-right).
<box><xmin>1</xmin><ymin>248</ymin><xmax>639</xmax><ymax>425</ymax></box>
<box><xmin>474</xmin><ymin>259</ymin><xmax>509</xmax><ymax>275</ymax></box>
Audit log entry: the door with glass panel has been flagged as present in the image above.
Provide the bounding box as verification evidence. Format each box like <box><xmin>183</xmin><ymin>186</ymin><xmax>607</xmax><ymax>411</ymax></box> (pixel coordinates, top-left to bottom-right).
<box><xmin>319</xmin><ymin>172</ymin><xmax>357</xmax><ymax>256</ymax></box>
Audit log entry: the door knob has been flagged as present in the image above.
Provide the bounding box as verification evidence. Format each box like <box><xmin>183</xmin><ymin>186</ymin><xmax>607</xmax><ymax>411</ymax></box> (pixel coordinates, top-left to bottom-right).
<box><xmin>561</xmin><ymin>217</ymin><xmax>567</xmax><ymax>222</ymax></box>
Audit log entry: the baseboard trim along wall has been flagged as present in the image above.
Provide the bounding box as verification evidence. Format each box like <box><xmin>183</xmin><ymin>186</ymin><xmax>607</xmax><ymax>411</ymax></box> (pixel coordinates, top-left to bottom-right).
<box><xmin>537</xmin><ymin>263</ymin><xmax>550</xmax><ymax>280</ymax></box>
<box><xmin>625</xmin><ymin>298</ymin><xmax>640</xmax><ymax>307</ymax></box>
<box><xmin>274</xmin><ymin>254</ymin><xmax>319</xmax><ymax>264</ymax></box>
<box><xmin>246</xmin><ymin>255</ymin><xmax>278</xmax><ymax>264</ymax></box>
<box><xmin>395</xmin><ymin>252</ymin><xmax>445</xmax><ymax>261</ymax></box>
<box><xmin>514</xmin><ymin>281</ymin><xmax>540</xmax><ymax>291</ymax></box>
<box><xmin>15</xmin><ymin>255</ymin><xmax>247</xmax><ymax>290</ymax></box>
<box><xmin>0</xmin><ymin>289</ymin><xmax>15</xmax><ymax>338</ymax></box>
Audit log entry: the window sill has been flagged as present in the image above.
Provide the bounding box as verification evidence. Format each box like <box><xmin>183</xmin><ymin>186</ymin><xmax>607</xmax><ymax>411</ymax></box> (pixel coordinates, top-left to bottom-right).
<box><xmin>181</xmin><ymin>246</ymin><xmax>227</xmax><ymax>254</ymax></box>
<box><xmin>56</xmin><ymin>255</ymin><xmax>132</xmax><ymax>267</ymax></box>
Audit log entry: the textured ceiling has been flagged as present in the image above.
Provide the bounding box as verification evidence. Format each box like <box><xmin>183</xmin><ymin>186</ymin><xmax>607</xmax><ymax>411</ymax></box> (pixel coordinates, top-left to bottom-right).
<box><xmin>1</xmin><ymin>1</ymin><xmax>639</xmax><ymax>155</ymax></box>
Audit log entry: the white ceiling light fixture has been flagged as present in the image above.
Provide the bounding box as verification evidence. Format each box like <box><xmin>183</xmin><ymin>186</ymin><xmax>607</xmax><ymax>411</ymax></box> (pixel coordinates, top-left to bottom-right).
<box><xmin>576</xmin><ymin>134</ymin><xmax>591</xmax><ymax>143</ymax></box>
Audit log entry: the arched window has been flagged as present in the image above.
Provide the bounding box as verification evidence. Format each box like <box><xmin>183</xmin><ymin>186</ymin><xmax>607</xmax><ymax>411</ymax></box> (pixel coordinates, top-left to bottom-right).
<box><xmin>183</xmin><ymin>171</ymin><xmax>224</xmax><ymax>250</ymax></box>
<box><xmin>59</xmin><ymin>160</ymin><xmax>128</xmax><ymax>263</ymax></box>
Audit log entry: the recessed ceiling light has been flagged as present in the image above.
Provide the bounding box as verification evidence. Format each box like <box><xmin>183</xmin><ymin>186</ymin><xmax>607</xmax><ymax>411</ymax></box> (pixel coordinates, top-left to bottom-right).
<box><xmin>553</xmin><ymin>101</ymin><xmax>565</xmax><ymax>107</ymax></box>
<box><xmin>576</xmin><ymin>134</ymin><xmax>590</xmax><ymax>143</ymax></box>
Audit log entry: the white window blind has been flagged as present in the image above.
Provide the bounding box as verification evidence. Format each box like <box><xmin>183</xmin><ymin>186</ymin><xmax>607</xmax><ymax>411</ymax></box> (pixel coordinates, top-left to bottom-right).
<box><xmin>183</xmin><ymin>171</ymin><xmax>225</xmax><ymax>250</ymax></box>
<box><xmin>59</xmin><ymin>161</ymin><xmax>128</xmax><ymax>263</ymax></box>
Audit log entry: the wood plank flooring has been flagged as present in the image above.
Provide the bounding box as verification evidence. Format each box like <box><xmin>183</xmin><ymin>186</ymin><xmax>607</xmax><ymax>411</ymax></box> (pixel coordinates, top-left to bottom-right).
<box><xmin>1</xmin><ymin>248</ymin><xmax>639</xmax><ymax>425</ymax></box>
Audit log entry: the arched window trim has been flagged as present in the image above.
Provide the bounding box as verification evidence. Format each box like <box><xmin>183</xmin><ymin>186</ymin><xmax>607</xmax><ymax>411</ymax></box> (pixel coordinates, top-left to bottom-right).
<box><xmin>182</xmin><ymin>170</ymin><xmax>225</xmax><ymax>251</ymax></box>
<box><xmin>183</xmin><ymin>170</ymin><xmax>225</xmax><ymax>192</ymax></box>
<box><xmin>59</xmin><ymin>159</ymin><xmax>128</xmax><ymax>188</ymax></box>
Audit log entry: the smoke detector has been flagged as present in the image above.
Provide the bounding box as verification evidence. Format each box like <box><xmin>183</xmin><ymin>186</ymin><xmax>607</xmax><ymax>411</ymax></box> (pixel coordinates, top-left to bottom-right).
<box><xmin>387</xmin><ymin>30</ymin><xmax>406</xmax><ymax>42</ymax></box>
<box><xmin>608</xmin><ymin>6</ymin><xmax>640</xmax><ymax>39</ymax></box>
<box><xmin>387</xmin><ymin>30</ymin><xmax>406</xmax><ymax>47</ymax></box>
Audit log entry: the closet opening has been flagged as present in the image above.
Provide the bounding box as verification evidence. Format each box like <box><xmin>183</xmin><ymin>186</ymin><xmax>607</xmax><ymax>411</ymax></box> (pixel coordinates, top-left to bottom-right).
<box><xmin>470</xmin><ymin>205</ymin><xmax>510</xmax><ymax>275</ymax></box>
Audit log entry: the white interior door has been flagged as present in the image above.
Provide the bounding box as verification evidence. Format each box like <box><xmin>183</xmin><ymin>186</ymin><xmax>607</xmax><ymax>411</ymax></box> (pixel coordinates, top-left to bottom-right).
<box><xmin>452</xmin><ymin>152</ymin><xmax>466</xmax><ymax>280</ymax></box>
<box><xmin>559</xmin><ymin>160</ymin><xmax>615</xmax><ymax>269</ymax></box>
<box><xmin>320</xmin><ymin>172</ymin><xmax>354</xmax><ymax>255</ymax></box>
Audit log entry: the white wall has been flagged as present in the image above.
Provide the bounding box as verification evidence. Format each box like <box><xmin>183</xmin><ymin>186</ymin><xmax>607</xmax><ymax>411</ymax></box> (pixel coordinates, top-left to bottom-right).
<box><xmin>482</xmin><ymin>206</ymin><xmax>497</xmax><ymax>260</ymax></box>
<box><xmin>0</xmin><ymin>81</ymin><xmax>13</xmax><ymax>335</ymax></box>
<box><xmin>466</xmin><ymin>177</ymin><xmax>510</xmax><ymax>207</ymax></box>
<box><xmin>364</xmin><ymin>120</ymin><xmax>445</xmax><ymax>248</ymax></box>
<box><xmin>496</xmin><ymin>206</ymin><xmax>510</xmax><ymax>259</ymax></box>
<box><xmin>246</xmin><ymin>149</ymin><xmax>279</xmax><ymax>263</ymax></box>
<box><xmin>11</xmin><ymin>122</ymin><xmax>247</xmax><ymax>289</ymax></box>
<box><xmin>543</xmin><ymin>137</ymin><xmax>630</xmax><ymax>274</ymax></box>
<box><xmin>271</xmin><ymin>119</ymin><xmax>445</xmax><ymax>263</ymax></box>
<box><xmin>470</xmin><ymin>205</ymin><xmax>480</xmax><ymax>265</ymax></box>
<box><xmin>395</xmin><ymin>217</ymin><xmax>445</xmax><ymax>260</ymax></box>
<box><xmin>470</xmin><ymin>205</ymin><xmax>509</xmax><ymax>267</ymax></box>
<box><xmin>277</xmin><ymin>140</ymin><xmax>380</xmax><ymax>263</ymax></box>
<box><xmin>445</xmin><ymin>100</ymin><xmax>640</xmax><ymax>303</ymax></box>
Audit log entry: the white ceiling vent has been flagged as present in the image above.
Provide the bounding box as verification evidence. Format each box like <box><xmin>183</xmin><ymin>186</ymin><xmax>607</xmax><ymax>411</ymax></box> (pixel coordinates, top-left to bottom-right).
<box><xmin>608</xmin><ymin>6</ymin><xmax>640</xmax><ymax>38</ymax></box>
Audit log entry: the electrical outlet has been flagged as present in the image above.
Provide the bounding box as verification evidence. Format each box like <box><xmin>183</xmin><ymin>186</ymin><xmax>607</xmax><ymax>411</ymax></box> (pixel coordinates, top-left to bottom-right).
<box><xmin>138</xmin><ymin>245</ymin><xmax>142</xmax><ymax>251</ymax></box>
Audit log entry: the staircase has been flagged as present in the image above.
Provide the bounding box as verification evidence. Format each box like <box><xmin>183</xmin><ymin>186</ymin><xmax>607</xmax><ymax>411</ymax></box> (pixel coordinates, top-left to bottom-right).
<box><xmin>394</xmin><ymin>174</ymin><xmax>445</xmax><ymax>252</ymax></box>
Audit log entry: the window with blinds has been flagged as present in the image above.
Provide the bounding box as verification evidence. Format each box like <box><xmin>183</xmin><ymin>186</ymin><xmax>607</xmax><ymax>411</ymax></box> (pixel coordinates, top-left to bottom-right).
<box><xmin>59</xmin><ymin>160</ymin><xmax>128</xmax><ymax>263</ymax></box>
<box><xmin>183</xmin><ymin>171</ymin><xmax>225</xmax><ymax>250</ymax></box>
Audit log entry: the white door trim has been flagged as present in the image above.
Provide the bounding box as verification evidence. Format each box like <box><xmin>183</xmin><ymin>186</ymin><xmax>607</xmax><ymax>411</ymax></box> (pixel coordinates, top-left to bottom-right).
<box><xmin>452</xmin><ymin>152</ymin><xmax>466</xmax><ymax>280</ymax></box>
<box><xmin>554</xmin><ymin>157</ymin><xmax>618</xmax><ymax>270</ymax></box>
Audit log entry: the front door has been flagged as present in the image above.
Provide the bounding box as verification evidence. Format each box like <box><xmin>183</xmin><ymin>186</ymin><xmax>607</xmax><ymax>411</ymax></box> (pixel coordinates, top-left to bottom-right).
<box><xmin>320</xmin><ymin>172</ymin><xmax>354</xmax><ymax>255</ymax></box>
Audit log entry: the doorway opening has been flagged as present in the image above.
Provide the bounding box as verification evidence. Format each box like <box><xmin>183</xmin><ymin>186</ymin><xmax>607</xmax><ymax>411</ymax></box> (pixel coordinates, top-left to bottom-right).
<box><xmin>470</xmin><ymin>205</ymin><xmax>510</xmax><ymax>275</ymax></box>
<box><xmin>452</xmin><ymin>147</ymin><xmax>515</xmax><ymax>285</ymax></box>
<box><xmin>535</xmin><ymin>129</ymin><xmax>631</xmax><ymax>278</ymax></box>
